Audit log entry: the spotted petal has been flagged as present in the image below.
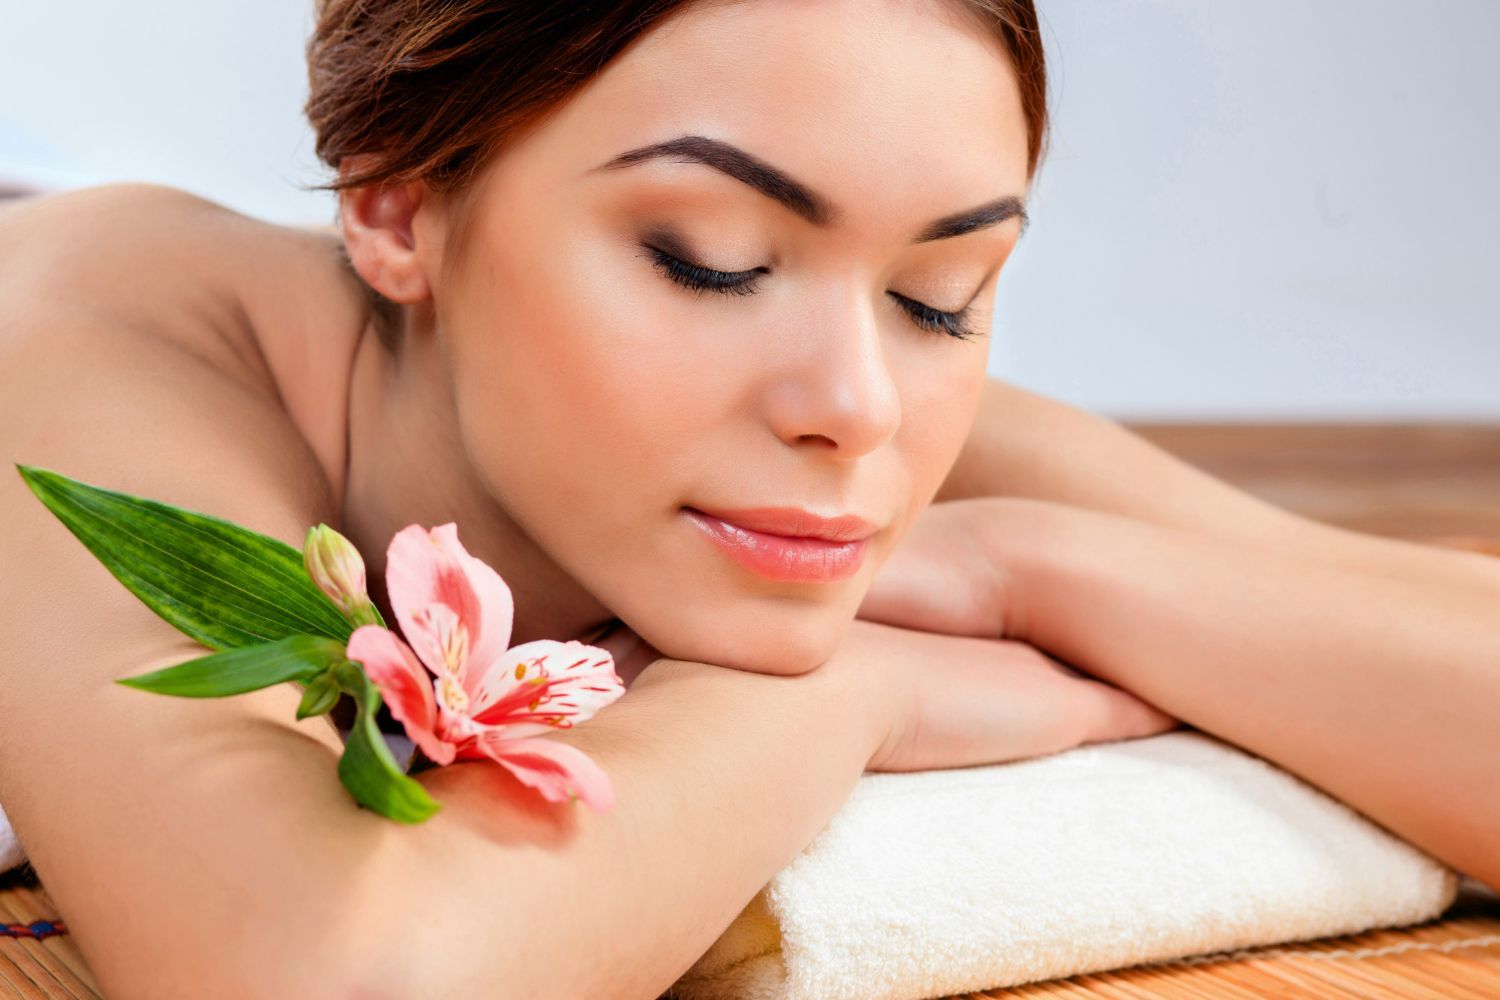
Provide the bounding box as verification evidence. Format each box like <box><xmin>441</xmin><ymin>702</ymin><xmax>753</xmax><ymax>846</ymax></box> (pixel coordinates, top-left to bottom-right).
<box><xmin>467</xmin><ymin>639</ymin><xmax>625</xmax><ymax>737</ymax></box>
<box><xmin>468</xmin><ymin>732</ymin><xmax>616</xmax><ymax>812</ymax></box>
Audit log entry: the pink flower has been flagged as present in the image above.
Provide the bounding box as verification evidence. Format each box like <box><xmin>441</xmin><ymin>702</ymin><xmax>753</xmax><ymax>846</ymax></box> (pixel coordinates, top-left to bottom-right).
<box><xmin>345</xmin><ymin>523</ymin><xmax>626</xmax><ymax>811</ymax></box>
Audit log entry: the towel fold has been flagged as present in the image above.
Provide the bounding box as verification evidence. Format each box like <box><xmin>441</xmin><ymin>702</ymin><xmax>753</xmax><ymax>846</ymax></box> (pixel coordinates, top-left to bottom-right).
<box><xmin>667</xmin><ymin>730</ymin><xmax>1458</xmax><ymax>1000</ymax></box>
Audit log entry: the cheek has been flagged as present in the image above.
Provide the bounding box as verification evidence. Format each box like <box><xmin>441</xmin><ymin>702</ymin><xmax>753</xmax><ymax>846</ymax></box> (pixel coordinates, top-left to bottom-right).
<box><xmin>444</xmin><ymin>225</ymin><xmax>728</xmax><ymax>518</ymax></box>
<box><xmin>892</xmin><ymin>340</ymin><xmax>990</xmax><ymax>502</ymax></box>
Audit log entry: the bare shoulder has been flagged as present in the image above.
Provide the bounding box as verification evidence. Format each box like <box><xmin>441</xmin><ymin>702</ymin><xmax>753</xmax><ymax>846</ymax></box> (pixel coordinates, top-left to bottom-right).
<box><xmin>0</xmin><ymin>182</ymin><xmax>372</xmax><ymax>496</ymax></box>
<box><xmin>3</xmin><ymin>183</ymin><xmax>268</xmax><ymax>366</ymax></box>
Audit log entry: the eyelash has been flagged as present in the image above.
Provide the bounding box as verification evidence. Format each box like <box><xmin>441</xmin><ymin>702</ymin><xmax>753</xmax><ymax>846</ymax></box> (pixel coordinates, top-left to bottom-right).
<box><xmin>641</xmin><ymin>245</ymin><xmax>983</xmax><ymax>342</ymax></box>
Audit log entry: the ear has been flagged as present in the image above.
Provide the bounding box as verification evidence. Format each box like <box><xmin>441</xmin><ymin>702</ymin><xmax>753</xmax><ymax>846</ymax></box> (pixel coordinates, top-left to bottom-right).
<box><xmin>337</xmin><ymin>160</ymin><xmax>433</xmax><ymax>304</ymax></box>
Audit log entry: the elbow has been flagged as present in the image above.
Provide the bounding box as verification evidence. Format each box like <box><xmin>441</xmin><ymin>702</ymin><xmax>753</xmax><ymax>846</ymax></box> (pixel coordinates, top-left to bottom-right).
<box><xmin>317</xmin><ymin>949</ymin><xmax>424</xmax><ymax>1000</ymax></box>
<box><xmin>312</xmin><ymin>900</ymin><xmax>515</xmax><ymax>1000</ymax></box>
<box><xmin>332</xmin><ymin>959</ymin><xmax>528</xmax><ymax>1000</ymax></box>
<box><xmin>323</xmin><ymin>906</ymin><xmax>627</xmax><ymax>1000</ymax></box>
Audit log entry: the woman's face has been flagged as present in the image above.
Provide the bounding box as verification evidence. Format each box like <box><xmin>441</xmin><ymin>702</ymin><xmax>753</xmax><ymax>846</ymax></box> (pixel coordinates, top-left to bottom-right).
<box><xmin>417</xmin><ymin>0</ymin><xmax>1030</xmax><ymax>674</ymax></box>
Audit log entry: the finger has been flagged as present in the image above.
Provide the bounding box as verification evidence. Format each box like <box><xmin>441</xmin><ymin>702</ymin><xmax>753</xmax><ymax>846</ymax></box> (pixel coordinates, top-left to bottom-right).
<box><xmin>1074</xmin><ymin>678</ymin><xmax>1183</xmax><ymax>743</ymax></box>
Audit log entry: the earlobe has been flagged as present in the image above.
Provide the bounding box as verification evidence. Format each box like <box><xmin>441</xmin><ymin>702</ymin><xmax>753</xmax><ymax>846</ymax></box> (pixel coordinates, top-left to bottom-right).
<box><xmin>338</xmin><ymin>173</ymin><xmax>433</xmax><ymax>304</ymax></box>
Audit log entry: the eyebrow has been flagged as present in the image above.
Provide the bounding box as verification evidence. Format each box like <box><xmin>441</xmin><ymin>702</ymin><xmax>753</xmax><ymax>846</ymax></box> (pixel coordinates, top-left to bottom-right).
<box><xmin>592</xmin><ymin>134</ymin><xmax>1028</xmax><ymax>243</ymax></box>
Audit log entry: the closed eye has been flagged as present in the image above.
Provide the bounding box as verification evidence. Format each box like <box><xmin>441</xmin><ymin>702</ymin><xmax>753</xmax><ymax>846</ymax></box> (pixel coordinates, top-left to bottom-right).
<box><xmin>643</xmin><ymin>244</ymin><xmax>766</xmax><ymax>297</ymax></box>
<box><xmin>640</xmin><ymin>244</ymin><xmax>984</xmax><ymax>341</ymax></box>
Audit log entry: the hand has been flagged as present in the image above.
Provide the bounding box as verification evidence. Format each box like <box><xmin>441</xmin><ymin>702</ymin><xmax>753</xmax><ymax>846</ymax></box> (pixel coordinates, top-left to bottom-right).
<box><xmin>858</xmin><ymin>497</ymin><xmax>1018</xmax><ymax>638</ymax></box>
<box><xmin>821</xmin><ymin>619</ymin><xmax>1181</xmax><ymax>773</ymax></box>
<box><xmin>856</xmin><ymin>498</ymin><xmax>1183</xmax><ymax>765</ymax></box>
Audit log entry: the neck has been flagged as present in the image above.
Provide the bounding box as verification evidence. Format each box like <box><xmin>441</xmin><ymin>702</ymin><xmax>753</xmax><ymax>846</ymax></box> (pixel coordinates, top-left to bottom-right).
<box><xmin>338</xmin><ymin>313</ymin><xmax>617</xmax><ymax>647</ymax></box>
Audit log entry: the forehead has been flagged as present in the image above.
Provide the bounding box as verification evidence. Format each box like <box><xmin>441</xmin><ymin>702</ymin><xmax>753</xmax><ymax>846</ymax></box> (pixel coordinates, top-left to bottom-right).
<box><xmin>492</xmin><ymin>0</ymin><xmax>1028</xmax><ymax>230</ymax></box>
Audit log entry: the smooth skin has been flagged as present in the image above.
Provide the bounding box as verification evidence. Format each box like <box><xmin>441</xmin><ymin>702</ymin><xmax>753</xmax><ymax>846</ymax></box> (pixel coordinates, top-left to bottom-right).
<box><xmin>2</xmin><ymin>1</ymin><xmax>1496</xmax><ymax>997</ymax></box>
<box><xmin>327</xmin><ymin>0</ymin><xmax>1035</xmax><ymax>677</ymax></box>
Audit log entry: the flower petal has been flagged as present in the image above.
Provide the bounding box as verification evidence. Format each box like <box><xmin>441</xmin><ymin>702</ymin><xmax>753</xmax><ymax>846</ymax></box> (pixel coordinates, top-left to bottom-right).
<box><xmin>385</xmin><ymin>523</ymin><xmax>515</xmax><ymax>697</ymax></box>
<box><xmin>385</xmin><ymin>524</ymin><xmax>472</xmax><ymax>676</ymax></box>
<box><xmin>346</xmin><ymin>624</ymin><xmax>455</xmax><ymax>766</ymax></box>
<box><xmin>443</xmin><ymin>527</ymin><xmax>518</xmax><ymax>690</ymax></box>
<box><xmin>469</xmin><ymin>732</ymin><xmax>615</xmax><ymax>812</ymax></box>
<box><xmin>468</xmin><ymin>639</ymin><xmax>625</xmax><ymax>736</ymax></box>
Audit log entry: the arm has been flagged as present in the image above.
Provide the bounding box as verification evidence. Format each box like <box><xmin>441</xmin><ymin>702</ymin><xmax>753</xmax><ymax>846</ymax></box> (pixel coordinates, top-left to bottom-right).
<box><xmin>338</xmin><ymin>610</ymin><xmax>1181</xmax><ymax>1000</ymax></box>
<box><xmin>0</xmin><ymin>272</ymin><xmax>389</xmax><ymax>994</ymax></box>
<box><xmin>349</xmin><ymin>655</ymin><xmax>887</xmax><ymax>999</ymax></box>
<box><xmin>5</xmin><ymin>185</ymin><xmax>1149</xmax><ymax>1000</ymax></box>
<box><xmin>936</xmin><ymin>377</ymin><xmax>1500</xmax><ymax>597</ymax></box>
<box><xmin>0</xmin><ymin>191</ymin><xmax>897</xmax><ymax>1000</ymax></box>
<box><xmin>933</xmin><ymin>378</ymin><xmax>1313</xmax><ymax>538</ymax></box>
<box><xmin>985</xmin><ymin>497</ymin><xmax>1500</xmax><ymax>892</ymax></box>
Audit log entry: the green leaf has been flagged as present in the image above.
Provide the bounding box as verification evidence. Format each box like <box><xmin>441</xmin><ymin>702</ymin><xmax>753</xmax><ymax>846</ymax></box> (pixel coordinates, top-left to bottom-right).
<box><xmin>115</xmin><ymin>634</ymin><xmax>346</xmax><ymax>697</ymax></box>
<box><xmin>296</xmin><ymin>672</ymin><xmax>343</xmax><ymax>720</ymax></box>
<box><xmin>333</xmin><ymin>660</ymin><xmax>441</xmax><ymax>823</ymax></box>
<box><xmin>16</xmin><ymin>463</ymin><xmax>356</xmax><ymax>650</ymax></box>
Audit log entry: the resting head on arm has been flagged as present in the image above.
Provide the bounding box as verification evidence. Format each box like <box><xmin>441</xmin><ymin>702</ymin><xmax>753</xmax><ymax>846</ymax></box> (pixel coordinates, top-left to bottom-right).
<box><xmin>300</xmin><ymin>1</ymin><xmax>1131</xmax><ymax>992</ymax></box>
<box><xmin>1</xmin><ymin>3</ymin><xmax>1181</xmax><ymax>995</ymax></box>
<box><xmin>308</xmin><ymin>0</ymin><xmax>1047</xmax><ymax>680</ymax></box>
<box><xmin>1</xmin><ymin>0</ymin><xmax>1047</xmax><ymax>685</ymax></box>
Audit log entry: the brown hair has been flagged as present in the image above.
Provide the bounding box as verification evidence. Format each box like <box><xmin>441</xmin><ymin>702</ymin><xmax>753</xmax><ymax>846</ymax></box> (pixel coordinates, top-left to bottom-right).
<box><xmin>305</xmin><ymin>0</ymin><xmax>1048</xmax><ymax>350</ymax></box>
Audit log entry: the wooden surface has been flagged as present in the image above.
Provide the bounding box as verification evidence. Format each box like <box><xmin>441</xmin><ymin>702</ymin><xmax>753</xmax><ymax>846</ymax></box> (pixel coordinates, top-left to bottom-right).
<box><xmin>0</xmin><ymin>883</ymin><xmax>100</xmax><ymax>999</ymax></box>
<box><xmin>1129</xmin><ymin>421</ymin><xmax>1500</xmax><ymax>545</ymax></box>
<box><xmin>4</xmin><ymin>422</ymin><xmax>1498</xmax><ymax>998</ymax></box>
<box><xmin>2</xmin><ymin>879</ymin><xmax>1496</xmax><ymax>999</ymax></box>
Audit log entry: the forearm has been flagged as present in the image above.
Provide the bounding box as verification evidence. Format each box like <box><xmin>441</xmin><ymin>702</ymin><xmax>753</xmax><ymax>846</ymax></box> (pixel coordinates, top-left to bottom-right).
<box><xmin>994</xmin><ymin>500</ymin><xmax>1500</xmax><ymax>890</ymax></box>
<box><xmin>345</xmin><ymin>657</ymin><xmax>885</xmax><ymax>1000</ymax></box>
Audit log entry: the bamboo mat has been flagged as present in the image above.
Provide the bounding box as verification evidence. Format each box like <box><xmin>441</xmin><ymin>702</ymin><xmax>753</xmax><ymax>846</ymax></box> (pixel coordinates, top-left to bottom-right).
<box><xmin>0</xmin><ymin>879</ymin><xmax>101</xmax><ymax>999</ymax></box>
<box><xmin>3</xmin><ymin>422</ymin><xmax>1497</xmax><ymax>998</ymax></box>
<box><xmin>2</xmin><ymin>876</ymin><xmax>1497</xmax><ymax>999</ymax></box>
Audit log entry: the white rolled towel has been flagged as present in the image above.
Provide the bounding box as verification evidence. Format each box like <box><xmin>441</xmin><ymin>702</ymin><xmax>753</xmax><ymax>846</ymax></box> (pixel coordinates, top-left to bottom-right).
<box><xmin>667</xmin><ymin>730</ymin><xmax>1459</xmax><ymax>1000</ymax></box>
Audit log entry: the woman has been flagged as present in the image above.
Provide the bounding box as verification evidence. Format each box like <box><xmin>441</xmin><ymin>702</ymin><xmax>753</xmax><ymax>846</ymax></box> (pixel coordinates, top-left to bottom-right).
<box><xmin>1</xmin><ymin>1</ymin><xmax>1496</xmax><ymax>997</ymax></box>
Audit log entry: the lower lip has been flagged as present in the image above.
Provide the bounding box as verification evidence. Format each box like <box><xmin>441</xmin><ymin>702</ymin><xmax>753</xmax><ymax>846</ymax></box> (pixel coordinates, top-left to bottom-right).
<box><xmin>682</xmin><ymin>508</ymin><xmax>870</xmax><ymax>583</ymax></box>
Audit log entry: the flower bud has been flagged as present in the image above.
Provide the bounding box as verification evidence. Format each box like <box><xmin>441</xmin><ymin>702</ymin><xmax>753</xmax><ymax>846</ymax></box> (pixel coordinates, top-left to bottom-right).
<box><xmin>304</xmin><ymin>524</ymin><xmax>379</xmax><ymax>625</ymax></box>
<box><xmin>296</xmin><ymin>672</ymin><xmax>343</xmax><ymax>720</ymax></box>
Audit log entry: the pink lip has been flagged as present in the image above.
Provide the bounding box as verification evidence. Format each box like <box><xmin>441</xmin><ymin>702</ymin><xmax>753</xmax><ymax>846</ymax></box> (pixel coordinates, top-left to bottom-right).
<box><xmin>682</xmin><ymin>506</ymin><xmax>876</xmax><ymax>583</ymax></box>
<box><xmin>686</xmin><ymin>506</ymin><xmax>878</xmax><ymax>542</ymax></box>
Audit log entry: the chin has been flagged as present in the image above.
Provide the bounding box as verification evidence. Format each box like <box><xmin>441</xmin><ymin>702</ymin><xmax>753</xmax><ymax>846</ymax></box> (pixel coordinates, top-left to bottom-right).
<box><xmin>638</xmin><ymin>603</ymin><xmax>844</xmax><ymax>677</ymax></box>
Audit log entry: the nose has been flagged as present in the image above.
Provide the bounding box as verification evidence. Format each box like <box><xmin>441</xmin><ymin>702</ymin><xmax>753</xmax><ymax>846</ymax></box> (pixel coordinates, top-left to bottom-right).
<box><xmin>763</xmin><ymin>286</ymin><xmax>902</xmax><ymax>459</ymax></box>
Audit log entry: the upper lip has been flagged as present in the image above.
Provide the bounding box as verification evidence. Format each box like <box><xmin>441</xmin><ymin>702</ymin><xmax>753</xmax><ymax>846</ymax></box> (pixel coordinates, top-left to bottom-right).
<box><xmin>686</xmin><ymin>505</ymin><xmax>880</xmax><ymax>542</ymax></box>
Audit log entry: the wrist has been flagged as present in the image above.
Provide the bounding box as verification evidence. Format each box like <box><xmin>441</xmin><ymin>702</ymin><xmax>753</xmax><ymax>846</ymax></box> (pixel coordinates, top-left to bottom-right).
<box><xmin>972</xmin><ymin>496</ymin><xmax>1080</xmax><ymax>642</ymax></box>
<box><xmin>815</xmin><ymin>619</ymin><xmax>916</xmax><ymax>768</ymax></box>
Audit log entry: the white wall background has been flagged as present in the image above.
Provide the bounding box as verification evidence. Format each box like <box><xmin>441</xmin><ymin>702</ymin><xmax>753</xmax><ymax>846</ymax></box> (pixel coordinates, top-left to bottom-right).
<box><xmin>997</xmin><ymin>2</ymin><xmax>1500</xmax><ymax>419</ymax></box>
<box><xmin>0</xmin><ymin>0</ymin><xmax>323</xmax><ymax>217</ymax></box>
<box><xmin>3</xmin><ymin>0</ymin><xmax>1496</xmax><ymax>419</ymax></box>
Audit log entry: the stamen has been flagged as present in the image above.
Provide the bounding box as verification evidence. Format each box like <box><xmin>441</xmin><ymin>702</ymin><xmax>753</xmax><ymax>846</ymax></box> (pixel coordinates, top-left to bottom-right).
<box><xmin>438</xmin><ymin>673</ymin><xmax>470</xmax><ymax>713</ymax></box>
